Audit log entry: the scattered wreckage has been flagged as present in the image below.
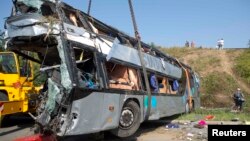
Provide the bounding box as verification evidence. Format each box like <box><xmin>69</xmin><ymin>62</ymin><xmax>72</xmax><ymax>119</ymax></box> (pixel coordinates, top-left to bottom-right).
<box><xmin>5</xmin><ymin>0</ymin><xmax>200</xmax><ymax>138</ymax></box>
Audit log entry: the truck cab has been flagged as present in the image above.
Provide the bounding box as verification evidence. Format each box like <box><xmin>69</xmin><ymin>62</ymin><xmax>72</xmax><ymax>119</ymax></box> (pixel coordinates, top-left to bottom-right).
<box><xmin>0</xmin><ymin>52</ymin><xmax>41</xmax><ymax>116</ymax></box>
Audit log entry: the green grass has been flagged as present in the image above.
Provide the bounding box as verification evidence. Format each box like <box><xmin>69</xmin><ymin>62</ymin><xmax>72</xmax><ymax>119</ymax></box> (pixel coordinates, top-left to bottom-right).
<box><xmin>200</xmin><ymin>72</ymin><xmax>238</xmax><ymax>107</ymax></box>
<box><xmin>178</xmin><ymin>108</ymin><xmax>250</xmax><ymax>121</ymax></box>
<box><xmin>159</xmin><ymin>46</ymin><xmax>200</xmax><ymax>58</ymax></box>
<box><xmin>234</xmin><ymin>49</ymin><xmax>250</xmax><ymax>84</ymax></box>
<box><xmin>188</xmin><ymin>56</ymin><xmax>221</xmax><ymax>72</ymax></box>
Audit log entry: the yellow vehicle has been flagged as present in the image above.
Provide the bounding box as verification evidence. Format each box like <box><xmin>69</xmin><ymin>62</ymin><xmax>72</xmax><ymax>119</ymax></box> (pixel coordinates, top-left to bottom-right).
<box><xmin>0</xmin><ymin>52</ymin><xmax>41</xmax><ymax>116</ymax></box>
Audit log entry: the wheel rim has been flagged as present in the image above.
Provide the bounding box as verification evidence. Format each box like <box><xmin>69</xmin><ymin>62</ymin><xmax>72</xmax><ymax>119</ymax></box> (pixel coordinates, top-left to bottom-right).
<box><xmin>119</xmin><ymin>108</ymin><xmax>134</xmax><ymax>129</ymax></box>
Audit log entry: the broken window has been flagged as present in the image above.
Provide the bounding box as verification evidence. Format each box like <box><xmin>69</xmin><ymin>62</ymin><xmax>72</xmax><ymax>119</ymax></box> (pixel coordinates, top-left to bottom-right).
<box><xmin>74</xmin><ymin>48</ymin><xmax>99</xmax><ymax>89</ymax></box>
<box><xmin>158</xmin><ymin>77</ymin><xmax>169</xmax><ymax>94</ymax></box>
<box><xmin>62</xmin><ymin>8</ymin><xmax>84</xmax><ymax>28</ymax></box>
<box><xmin>106</xmin><ymin>62</ymin><xmax>140</xmax><ymax>91</ymax></box>
<box><xmin>41</xmin><ymin>1</ymin><xmax>57</xmax><ymax>16</ymax></box>
<box><xmin>168</xmin><ymin>79</ymin><xmax>178</xmax><ymax>94</ymax></box>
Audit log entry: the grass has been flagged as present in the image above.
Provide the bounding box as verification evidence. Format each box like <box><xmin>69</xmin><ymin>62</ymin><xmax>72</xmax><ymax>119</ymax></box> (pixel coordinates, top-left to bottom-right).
<box><xmin>234</xmin><ymin>49</ymin><xmax>250</xmax><ymax>84</ymax></box>
<box><xmin>202</xmin><ymin>72</ymin><xmax>237</xmax><ymax>95</ymax></box>
<box><xmin>200</xmin><ymin>72</ymin><xmax>238</xmax><ymax>107</ymax></box>
<box><xmin>178</xmin><ymin>108</ymin><xmax>250</xmax><ymax>121</ymax></box>
<box><xmin>159</xmin><ymin>46</ymin><xmax>200</xmax><ymax>58</ymax></box>
<box><xmin>188</xmin><ymin>56</ymin><xmax>221</xmax><ymax>72</ymax></box>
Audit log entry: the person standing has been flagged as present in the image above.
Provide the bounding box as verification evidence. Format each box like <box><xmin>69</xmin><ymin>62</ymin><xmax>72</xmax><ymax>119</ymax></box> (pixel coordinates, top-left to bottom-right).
<box><xmin>217</xmin><ymin>38</ymin><xmax>224</xmax><ymax>50</ymax></box>
<box><xmin>185</xmin><ymin>41</ymin><xmax>190</xmax><ymax>47</ymax></box>
<box><xmin>233</xmin><ymin>88</ymin><xmax>245</xmax><ymax>111</ymax></box>
<box><xmin>191</xmin><ymin>41</ymin><xmax>195</xmax><ymax>48</ymax></box>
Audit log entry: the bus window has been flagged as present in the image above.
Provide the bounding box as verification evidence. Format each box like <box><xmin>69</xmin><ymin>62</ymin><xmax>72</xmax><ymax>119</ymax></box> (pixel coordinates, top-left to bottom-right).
<box><xmin>75</xmin><ymin>48</ymin><xmax>98</xmax><ymax>89</ymax></box>
<box><xmin>106</xmin><ymin>63</ymin><xmax>140</xmax><ymax>91</ymax></box>
<box><xmin>149</xmin><ymin>73</ymin><xmax>159</xmax><ymax>93</ymax></box>
<box><xmin>128</xmin><ymin>68</ymin><xmax>140</xmax><ymax>90</ymax></box>
<box><xmin>168</xmin><ymin>79</ymin><xmax>179</xmax><ymax>94</ymax></box>
<box><xmin>158</xmin><ymin>77</ymin><xmax>169</xmax><ymax>94</ymax></box>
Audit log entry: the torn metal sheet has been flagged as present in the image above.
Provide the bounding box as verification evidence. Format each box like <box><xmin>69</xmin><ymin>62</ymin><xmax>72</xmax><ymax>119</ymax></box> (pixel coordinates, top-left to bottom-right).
<box><xmin>6</xmin><ymin>13</ymin><xmax>60</xmax><ymax>38</ymax></box>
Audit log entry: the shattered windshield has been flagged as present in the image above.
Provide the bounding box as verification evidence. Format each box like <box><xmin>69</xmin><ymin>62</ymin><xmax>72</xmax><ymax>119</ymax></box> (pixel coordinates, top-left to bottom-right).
<box><xmin>0</xmin><ymin>53</ymin><xmax>18</xmax><ymax>74</ymax></box>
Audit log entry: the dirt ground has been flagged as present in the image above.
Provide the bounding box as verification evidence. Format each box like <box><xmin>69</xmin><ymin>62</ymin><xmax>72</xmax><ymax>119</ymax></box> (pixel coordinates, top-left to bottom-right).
<box><xmin>0</xmin><ymin>116</ymin><xmax>208</xmax><ymax>141</ymax></box>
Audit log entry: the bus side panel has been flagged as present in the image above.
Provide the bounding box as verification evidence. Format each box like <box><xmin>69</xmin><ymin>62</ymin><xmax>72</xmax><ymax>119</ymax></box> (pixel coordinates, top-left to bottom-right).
<box><xmin>148</xmin><ymin>95</ymin><xmax>186</xmax><ymax>120</ymax></box>
<box><xmin>66</xmin><ymin>92</ymin><xmax>121</xmax><ymax>136</ymax></box>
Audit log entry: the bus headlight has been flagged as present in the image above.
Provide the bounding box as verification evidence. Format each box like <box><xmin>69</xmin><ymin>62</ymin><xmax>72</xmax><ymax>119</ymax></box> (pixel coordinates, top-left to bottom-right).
<box><xmin>0</xmin><ymin>80</ymin><xmax>4</xmax><ymax>86</ymax></box>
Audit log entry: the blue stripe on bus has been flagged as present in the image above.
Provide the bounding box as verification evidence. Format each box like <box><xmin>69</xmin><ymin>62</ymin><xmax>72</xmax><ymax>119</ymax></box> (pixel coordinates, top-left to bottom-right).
<box><xmin>144</xmin><ymin>96</ymin><xmax>157</xmax><ymax>108</ymax></box>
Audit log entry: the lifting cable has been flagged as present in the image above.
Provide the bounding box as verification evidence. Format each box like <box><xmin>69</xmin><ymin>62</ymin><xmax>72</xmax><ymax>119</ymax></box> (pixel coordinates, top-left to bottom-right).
<box><xmin>87</xmin><ymin>0</ymin><xmax>92</xmax><ymax>15</ymax></box>
<box><xmin>128</xmin><ymin>0</ymin><xmax>152</xmax><ymax>120</ymax></box>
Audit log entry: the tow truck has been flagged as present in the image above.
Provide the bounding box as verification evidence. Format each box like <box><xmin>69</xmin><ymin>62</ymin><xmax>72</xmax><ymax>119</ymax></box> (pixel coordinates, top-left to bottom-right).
<box><xmin>0</xmin><ymin>52</ymin><xmax>42</xmax><ymax>120</ymax></box>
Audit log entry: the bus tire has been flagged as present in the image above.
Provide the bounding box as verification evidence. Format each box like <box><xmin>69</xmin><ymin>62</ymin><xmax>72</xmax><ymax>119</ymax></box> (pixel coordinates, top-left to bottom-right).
<box><xmin>0</xmin><ymin>92</ymin><xmax>8</xmax><ymax>101</ymax></box>
<box><xmin>111</xmin><ymin>100</ymin><xmax>141</xmax><ymax>138</ymax></box>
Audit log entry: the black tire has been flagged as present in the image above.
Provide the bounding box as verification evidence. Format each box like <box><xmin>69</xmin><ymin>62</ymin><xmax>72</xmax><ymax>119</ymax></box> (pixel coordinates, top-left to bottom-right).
<box><xmin>111</xmin><ymin>100</ymin><xmax>141</xmax><ymax>138</ymax></box>
<box><xmin>0</xmin><ymin>91</ymin><xmax>9</xmax><ymax>127</ymax></box>
<box><xmin>0</xmin><ymin>91</ymin><xmax>8</xmax><ymax>101</ymax></box>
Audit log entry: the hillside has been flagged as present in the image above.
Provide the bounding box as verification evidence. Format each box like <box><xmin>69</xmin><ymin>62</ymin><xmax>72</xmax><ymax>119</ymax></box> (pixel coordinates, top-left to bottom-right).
<box><xmin>159</xmin><ymin>47</ymin><xmax>250</xmax><ymax>109</ymax></box>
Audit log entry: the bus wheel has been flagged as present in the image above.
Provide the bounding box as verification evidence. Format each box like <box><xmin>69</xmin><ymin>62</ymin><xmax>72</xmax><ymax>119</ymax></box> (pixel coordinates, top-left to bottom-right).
<box><xmin>111</xmin><ymin>100</ymin><xmax>141</xmax><ymax>138</ymax></box>
<box><xmin>0</xmin><ymin>92</ymin><xmax>8</xmax><ymax>101</ymax></box>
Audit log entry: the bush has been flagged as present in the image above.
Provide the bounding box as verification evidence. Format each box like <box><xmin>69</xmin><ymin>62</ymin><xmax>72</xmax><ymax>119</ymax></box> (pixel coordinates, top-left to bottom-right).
<box><xmin>201</xmin><ymin>72</ymin><xmax>237</xmax><ymax>107</ymax></box>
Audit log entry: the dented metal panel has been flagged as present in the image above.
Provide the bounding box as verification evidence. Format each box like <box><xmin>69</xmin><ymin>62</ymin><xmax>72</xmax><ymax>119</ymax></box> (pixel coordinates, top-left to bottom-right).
<box><xmin>107</xmin><ymin>42</ymin><xmax>182</xmax><ymax>79</ymax></box>
<box><xmin>66</xmin><ymin>92</ymin><xmax>121</xmax><ymax>135</ymax></box>
<box><xmin>6</xmin><ymin>13</ymin><xmax>59</xmax><ymax>37</ymax></box>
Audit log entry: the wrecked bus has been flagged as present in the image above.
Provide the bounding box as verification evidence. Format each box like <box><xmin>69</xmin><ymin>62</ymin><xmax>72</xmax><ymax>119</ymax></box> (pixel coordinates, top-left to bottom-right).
<box><xmin>4</xmin><ymin>0</ymin><xmax>200</xmax><ymax>138</ymax></box>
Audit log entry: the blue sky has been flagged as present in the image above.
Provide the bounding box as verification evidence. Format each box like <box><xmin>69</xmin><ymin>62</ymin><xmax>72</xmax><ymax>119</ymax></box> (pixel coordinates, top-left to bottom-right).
<box><xmin>0</xmin><ymin>0</ymin><xmax>249</xmax><ymax>48</ymax></box>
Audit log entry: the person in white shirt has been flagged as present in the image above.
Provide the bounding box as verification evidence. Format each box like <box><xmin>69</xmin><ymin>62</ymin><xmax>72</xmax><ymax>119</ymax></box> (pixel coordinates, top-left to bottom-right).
<box><xmin>217</xmin><ymin>38</ymin><xmax>224</xmax><ymax>50</ymax></box>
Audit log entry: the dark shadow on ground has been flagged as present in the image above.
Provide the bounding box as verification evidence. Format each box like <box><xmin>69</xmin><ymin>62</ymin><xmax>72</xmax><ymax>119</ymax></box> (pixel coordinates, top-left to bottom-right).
<box><xmin>60</xmin><ymin>114</ymin><xmax>182</xmax><ymax>141</ymax></box>
<box><xmin>0</xmin><ymin>115</ymin><xmax>34</xmax><ymax>136</ymax></box>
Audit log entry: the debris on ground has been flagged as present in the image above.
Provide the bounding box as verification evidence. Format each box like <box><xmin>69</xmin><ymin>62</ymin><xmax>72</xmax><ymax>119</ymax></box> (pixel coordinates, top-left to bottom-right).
<box><xmin>205</xmin><ymin>115</ymin><xmax>215</xmax><ymax>120</ymax></box>
<box><xmin>166</xmin><ymin>123</ymin><xmax>180</xmax><ymax>128</ymax></box>
<box><xmin>231</xmin><ymin>118</ymin><xmax>240</xmax><ymax>122</ymax></box>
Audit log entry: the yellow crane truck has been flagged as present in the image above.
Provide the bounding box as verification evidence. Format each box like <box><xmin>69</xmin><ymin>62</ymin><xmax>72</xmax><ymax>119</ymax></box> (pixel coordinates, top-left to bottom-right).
<box><xmin>0</xmin><ymin>52</ymin><xmax>41</xmax><ymax>118</ymax></box>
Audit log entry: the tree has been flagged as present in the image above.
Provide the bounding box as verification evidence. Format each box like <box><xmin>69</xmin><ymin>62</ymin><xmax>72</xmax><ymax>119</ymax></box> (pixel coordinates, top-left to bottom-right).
<box><xmin>0</xmin><ymin>30</ymin><xmax>5</xmax><ymax>51</ymax></box>
<box><xmin>248</xmin><ymin>39</ymin><xmax>250</xmax><ymax>48</ymax></box>
<box><xmin>150</xmin><ymin>42</ymin><xmax>156</xmax><ymax>49</ymax></box>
